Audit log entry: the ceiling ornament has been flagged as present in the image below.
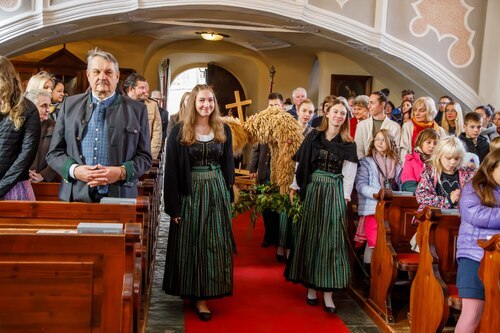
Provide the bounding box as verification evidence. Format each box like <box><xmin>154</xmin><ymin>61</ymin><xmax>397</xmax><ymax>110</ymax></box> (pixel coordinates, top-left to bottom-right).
<box><xmin>0</xmin><ymin>0</ymin><xmax>21</xmax><ymax>12</ymax></box>
<box><xmin>410</xmin><ymin>0</ymin><xmax>475</xmax><ymax>68</ymax></box>
<box><xmin>336</xmin><ymin>0</ymin><xmax>351</xmax><ymax>8</ymax></box>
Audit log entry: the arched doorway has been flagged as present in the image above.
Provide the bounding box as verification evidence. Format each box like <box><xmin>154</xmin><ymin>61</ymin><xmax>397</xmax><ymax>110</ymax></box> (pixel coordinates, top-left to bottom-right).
<box><xmin>168</xmin><ymin>63</ymin><xmax>247</xmax><ymax>117</ymax></box>
<box><xmin>167</xmin><ymin>67</ymin><xmax>207</xmax><ymax>115</ymax></box>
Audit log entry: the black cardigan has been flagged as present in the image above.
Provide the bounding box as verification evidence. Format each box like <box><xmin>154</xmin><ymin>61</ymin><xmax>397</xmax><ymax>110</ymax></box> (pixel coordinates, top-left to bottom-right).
<box><xmin>0</xmin><ymin>98</ymin><xmax>41</xmax><ymax>197</ymax></box>
<box><xmin>164</xmin><ymin>122</ymin><xmax>234</xmax><ymax>218</ymax></box>
<box><xmin>295</xmin><ymin>129</ymin><xmax>357</xmax><ymax>200</ymax></box>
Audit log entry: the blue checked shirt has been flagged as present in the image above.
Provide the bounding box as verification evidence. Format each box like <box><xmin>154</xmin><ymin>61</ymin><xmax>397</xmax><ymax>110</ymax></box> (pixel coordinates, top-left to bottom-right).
<box><xmin>81</xmin><ymin>93</ymin><xmax>117</xmax><ymax>194</ymax></box>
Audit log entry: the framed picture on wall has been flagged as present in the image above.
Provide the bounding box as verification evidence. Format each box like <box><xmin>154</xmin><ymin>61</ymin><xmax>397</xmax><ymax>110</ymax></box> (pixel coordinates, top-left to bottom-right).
<box><xmin>330</xmin><ymin>75</ymin><xmax>372</xmax><ymax>98</ymax></box>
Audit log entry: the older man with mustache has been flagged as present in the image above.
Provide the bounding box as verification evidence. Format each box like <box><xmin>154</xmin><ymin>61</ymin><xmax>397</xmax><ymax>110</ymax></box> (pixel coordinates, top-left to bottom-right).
<box><xmin>46</xmin><ymin>48</ymin><xmax>152</xmax><ymax>202</ymax></box>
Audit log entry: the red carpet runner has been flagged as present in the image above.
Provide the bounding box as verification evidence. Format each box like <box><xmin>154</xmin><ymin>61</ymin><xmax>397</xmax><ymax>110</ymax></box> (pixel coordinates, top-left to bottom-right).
<box><xmin>184</xmin><ymin>211</ymin><xmax>350</xmax><ymax>333</ymax></box>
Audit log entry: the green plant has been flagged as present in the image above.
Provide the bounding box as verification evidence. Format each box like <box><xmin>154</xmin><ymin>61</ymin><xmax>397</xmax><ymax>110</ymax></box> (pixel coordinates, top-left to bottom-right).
<box><xmin>232</xmin><ymin>183</ymin><xmax>302</xmax><ymax>227</ymax></box>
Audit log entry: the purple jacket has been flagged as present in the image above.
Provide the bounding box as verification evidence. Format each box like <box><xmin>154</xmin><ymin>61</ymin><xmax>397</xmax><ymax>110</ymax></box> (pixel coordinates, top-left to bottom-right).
<box><xmin>457</xmin><ymin>182</ymin><xmax>500</xmax><ymax>262</ymax></box>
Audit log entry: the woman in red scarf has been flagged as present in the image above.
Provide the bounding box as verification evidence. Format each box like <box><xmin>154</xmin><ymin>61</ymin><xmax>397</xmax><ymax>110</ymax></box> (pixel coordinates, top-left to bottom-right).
<box><xmin>400</xmin><ymin>96</ymin><xmax>446</xmax><ymax>161</ymax></box>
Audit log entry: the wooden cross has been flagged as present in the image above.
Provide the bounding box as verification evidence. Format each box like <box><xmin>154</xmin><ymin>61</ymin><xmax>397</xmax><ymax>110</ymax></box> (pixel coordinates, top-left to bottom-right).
<box><xmin>225</xmin><ymin>90</ymin><xmax>252</xmax><ymax>122</ymax></box>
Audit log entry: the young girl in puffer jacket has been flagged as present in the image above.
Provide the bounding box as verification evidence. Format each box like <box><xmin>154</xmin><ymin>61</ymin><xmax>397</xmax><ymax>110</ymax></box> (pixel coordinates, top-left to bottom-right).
<box><xmin>354</xmin><ymin>129</ymin><xmax>402</xmax><ymax>294</ymax></box>
<box><xmin>415</xmin><ymin>136</ymin><xmax>476</xmax><ymax>216</ymax></box>
<box><xmin>401</xmin><ymin>128</ymin><xmax>440</xmax><ymax>193</ymax></box>
<box><xmin>455</xmin><ymin>149</ymin><xmax>500</xmax><ymax>333</ymax></box>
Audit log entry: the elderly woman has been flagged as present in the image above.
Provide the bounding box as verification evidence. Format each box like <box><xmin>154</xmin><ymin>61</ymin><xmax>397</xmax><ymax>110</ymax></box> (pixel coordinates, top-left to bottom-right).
<box><xmin>25</xmin><ymin>89</ymin><xmax>59</xmax><ymax>183</ymax></box>
<box><xmin>349</xmin><ymin>95</ymin><xmax>369</xmax><ymax>138</ymax></box>
<box><xmin>400</xmin><ymin>96</ymin><xmax>446</xmax><ymax>161</ymax></box>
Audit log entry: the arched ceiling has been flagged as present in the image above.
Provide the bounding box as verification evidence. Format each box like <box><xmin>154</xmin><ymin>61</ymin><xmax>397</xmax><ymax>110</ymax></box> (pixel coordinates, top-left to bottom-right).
<box><xmin>2</xmin><ymin>1</ymin><xmax>490</xmax><ymax>109</ymax></box>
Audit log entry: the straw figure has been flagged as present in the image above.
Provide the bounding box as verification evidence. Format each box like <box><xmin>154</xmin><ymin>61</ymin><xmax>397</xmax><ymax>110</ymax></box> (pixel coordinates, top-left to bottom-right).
<box><xmin>243</xmin><ymin>106</ymin><xmax>303</xmax><ymax>194</ymax></box>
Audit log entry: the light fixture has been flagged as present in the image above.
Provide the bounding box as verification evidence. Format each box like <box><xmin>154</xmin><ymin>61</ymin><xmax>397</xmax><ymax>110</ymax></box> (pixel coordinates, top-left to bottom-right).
<box><xmin>196</xmin><ymin>32</ymin><xmax>229</xmax><ymax>41</ymax></box>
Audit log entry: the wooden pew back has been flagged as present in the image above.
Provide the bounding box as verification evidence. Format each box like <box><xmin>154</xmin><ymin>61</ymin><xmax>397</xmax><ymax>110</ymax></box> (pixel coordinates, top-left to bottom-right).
<box><xmin>0</xmin><ymin>224</ymin><xmax>140</xmax><ymax>332</ymax></box>
<box><xmin>369</xmin><ymin>189</ymin><xmax>419</xmax><ymax>323</ymax></box>
<box><xmin>478</xmin><ymin>234</ymin><xmax>500</xmax><ymax>333</ymax></box>
<box><xmin>409</xmin><ymin>207</ymin><xmax>461</xmax><ymax>333</ymax></box>
<box><xmin>0</xmin><ymin>200</ymin><xmax>137</xmax><ymax>228</ymax></box>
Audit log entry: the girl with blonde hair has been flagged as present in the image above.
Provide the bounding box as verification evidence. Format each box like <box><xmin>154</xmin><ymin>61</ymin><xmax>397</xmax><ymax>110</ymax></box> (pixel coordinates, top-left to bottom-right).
<box><xmin>163</xmin><ymin>84</ymin><xmax>235</xmax><ymax>321</ymax></box>
<box><xmin>0</xmin><ymin>55</ymin><xmax>41</xmax><ymax>200</ymax></box>
<box><xmin>415</xmin><ymin>136</ymin><xmax>476</xmax><ymax>215</ymax></box>
<box><xmin>25</xmin><ymin>71</ymin><xmax>54</xmax><ymax>93</ymax></box>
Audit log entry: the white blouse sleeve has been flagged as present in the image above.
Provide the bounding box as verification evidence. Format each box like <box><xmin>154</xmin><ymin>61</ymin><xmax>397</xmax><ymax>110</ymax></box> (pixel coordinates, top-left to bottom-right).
<box><xmin>290</xmin><ymin>162</ymin><xmax>300</xmax><ymax>190</ymax></box>
<box><xmin>342</xmin><ymin>160</ymin><xmax>358</xmax><ymax>201</ymax></box>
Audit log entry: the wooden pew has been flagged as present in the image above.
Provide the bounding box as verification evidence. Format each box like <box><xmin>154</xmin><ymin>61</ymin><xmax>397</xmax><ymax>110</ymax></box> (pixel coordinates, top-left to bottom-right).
<box><xmin>31</xmin><ymin>179</ymin><xmax>160</xmax><ymax>330</ymax></box>
<box><xmin>369</xmin><ymin>189</ymin><xmax>419</xmax><ymax>323</ymax></box>
<box><xmin>478</xmin><ymin>234</ymin><xmax>500</xmax><ymax>333</ymax></box>
<box><xmin>409</xmin><ymin>207</ymin><xmax>461</xmax><ymax>333</ymax></box>
<box><xmin>0</xmin><ymin>222</ymin><xmax>141</xmax><ymax>333</ymax></box>
<box><xmin>0</xmin><ymin>200</ymin><xmax>150</xmax><ymax>332</ymax></box>
<box><xmin>31</xmin><ymin>182</ymin><xmax>60</xmax><ymax>201</ymax></box>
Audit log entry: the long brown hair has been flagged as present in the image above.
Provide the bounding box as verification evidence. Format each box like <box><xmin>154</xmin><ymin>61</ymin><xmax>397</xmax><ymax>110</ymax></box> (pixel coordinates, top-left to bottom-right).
<box><xmin>177</xmin><ymin>91</ymin><xmax>190</xmax><ymax>120</ymax></box>
<box><xmin>317</xmin><ymin>98</ymin><xmax>352</xmax><ymax>142</ymax></box>
<box><xmin>180</xmin><ymin>84</ymin><xmax>226</xmax><ymax>145</ymax></box>
<box><xmin>0</xmin><ymin>55</ymin><xmax>25</xmax><ymax>130</ymax></box>
<box><xmin>367</xmin><ymin>129</ymin><xmax>400</xmax><ymax>162</ymax></box>
<box><xmin>472</xmin><ymin>149</ymin><xmax>500</xmax><ymax>207</ymax></box>
<box><xmin>414</xmin><ymin>128</ymin><xmax>440</xmax><ymax>149</ymax></box>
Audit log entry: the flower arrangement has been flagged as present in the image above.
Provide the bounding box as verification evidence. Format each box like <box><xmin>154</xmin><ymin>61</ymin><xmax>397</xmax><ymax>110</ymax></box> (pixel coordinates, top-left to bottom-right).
<box><xmin>232</xmin><ymin>183</ymin><xmax>302</xmax><ymax>227</ymax></box>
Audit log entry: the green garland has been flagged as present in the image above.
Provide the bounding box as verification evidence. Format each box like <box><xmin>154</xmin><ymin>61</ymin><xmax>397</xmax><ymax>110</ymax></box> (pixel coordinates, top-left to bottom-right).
<box><xmin>232</xmin><ymin>183</ymin><xmax>303</xmax><ymax>227</ymax></box>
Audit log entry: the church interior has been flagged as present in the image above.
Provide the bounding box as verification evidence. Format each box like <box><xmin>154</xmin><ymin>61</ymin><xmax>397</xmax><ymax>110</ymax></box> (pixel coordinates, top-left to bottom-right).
<box><xmin>1</xmin><ymin>0</ymin><xmax>499</xmax><ymax>332</ymax></box>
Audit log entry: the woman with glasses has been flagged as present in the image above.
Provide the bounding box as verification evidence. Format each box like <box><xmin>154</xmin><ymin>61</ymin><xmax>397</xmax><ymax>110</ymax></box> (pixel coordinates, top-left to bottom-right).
<box><xmin>435</xmin><ymin>95</ymin><xmax>452</xmax><ymax>125</ymax></box>
<box><xmin>354</xmin><ymin>129</ymin><xmax>402</xmax><ymax>296</ymax></box>
<box><xmin>442</xmin><ymin>101</ymin><xmax>465</xmax><ymax>136</ymax></box>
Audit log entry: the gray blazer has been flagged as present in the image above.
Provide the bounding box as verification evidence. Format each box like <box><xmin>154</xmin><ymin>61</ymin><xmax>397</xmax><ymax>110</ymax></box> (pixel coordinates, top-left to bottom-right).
<box><xmin>46</xmin><ymin>92</ymin><xmax>152</xmax><ymax>202</ymax></box>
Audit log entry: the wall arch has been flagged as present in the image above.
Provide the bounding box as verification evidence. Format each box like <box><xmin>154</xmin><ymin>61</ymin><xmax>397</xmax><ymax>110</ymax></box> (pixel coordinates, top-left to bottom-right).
<box><xmin>1</xmin><ymin>0</ymin><xmax>495</xmax><ymax>109</ymax></box>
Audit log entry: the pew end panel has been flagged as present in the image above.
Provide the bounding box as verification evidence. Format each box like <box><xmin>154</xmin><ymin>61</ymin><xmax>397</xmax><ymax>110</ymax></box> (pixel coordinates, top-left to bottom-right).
<box><xmin>478</xmin><ymin>234</ymin><xmax>500</xmax><ymax>333</ymax></box>
<box><xmin>368</xmin><ymin>189</ymin><xmax>419</xmax><ymax>323</ymax></box>
<box><xmin>0</xmin><ymin>231</ymin><xmax>128</xmax><ymax>332</ymax></box>
<box><xmin>409</xmin><ymin>208</ymin><xmax>449</xmax><ymax>333</ymax></box>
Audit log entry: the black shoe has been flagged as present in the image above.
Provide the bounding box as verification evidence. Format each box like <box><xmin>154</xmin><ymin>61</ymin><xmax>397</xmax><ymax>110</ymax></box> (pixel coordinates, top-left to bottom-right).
<box><xmin>306</xmin><ymin>297</ymin><xmax>319</xmax><ymax>306</ymax></box>
<box><xmin>323</xmin><ymin>304</ymin><xmax>337</xmax><ymax>313</ymax></box>
<box><xmin>276</xmin><ymin>253</ymin><xmax>285</xmax><ymax>263</ymax></box>
<box><xmin>197</xmin><ymin>310</ymin><xmax>212</xmax><ymax>321</ymax></box>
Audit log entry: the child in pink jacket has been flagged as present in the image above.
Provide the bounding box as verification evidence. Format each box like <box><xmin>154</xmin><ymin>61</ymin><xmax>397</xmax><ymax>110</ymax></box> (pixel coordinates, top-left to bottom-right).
<box><xmin>401</xmin><ymin>128</ymin><xmax>440</xmax><ymax>193</ymax></box>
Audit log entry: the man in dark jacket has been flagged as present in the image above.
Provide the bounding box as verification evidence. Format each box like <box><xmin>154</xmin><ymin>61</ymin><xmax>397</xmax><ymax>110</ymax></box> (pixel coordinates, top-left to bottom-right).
<box><xmin>46</xmin><ymin>48</ymin><xmax>152</xmax><ymax>202</ymax></box>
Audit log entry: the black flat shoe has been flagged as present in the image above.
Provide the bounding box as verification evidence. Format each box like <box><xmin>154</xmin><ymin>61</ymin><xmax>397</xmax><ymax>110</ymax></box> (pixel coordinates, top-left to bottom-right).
<box><xmin>276</xmin><ymin>253</ymin><xmax>285</xmax><ymax>263</ymax></box>
<box><xmin>306</xmin><ymin>297</ymin><xmax>319</xmax><ymax>306</ymax></box>
<box><xmin>197</xmin><ymin>310</ymin><xmax>212</xmax><ymax>321</ymax></box>
<box><xmin>323</xmin><ymin>304</ymin><xmax>337</xmax><ymax>313</ymax></box>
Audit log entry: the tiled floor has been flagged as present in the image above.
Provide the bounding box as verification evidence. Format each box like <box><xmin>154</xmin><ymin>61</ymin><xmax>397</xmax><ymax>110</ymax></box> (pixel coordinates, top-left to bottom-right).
<box><xmin>146</xmin><ymin>212</ymin><xmax>380</xmax><ymax>333</ymax></box>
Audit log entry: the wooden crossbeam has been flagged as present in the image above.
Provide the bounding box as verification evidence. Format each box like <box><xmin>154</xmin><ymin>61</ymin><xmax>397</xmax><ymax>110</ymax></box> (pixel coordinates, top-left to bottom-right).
<box><xmin>225</xmin><ymin>90</ymin><xmax>252</xmax><ymax>122</ymax></box>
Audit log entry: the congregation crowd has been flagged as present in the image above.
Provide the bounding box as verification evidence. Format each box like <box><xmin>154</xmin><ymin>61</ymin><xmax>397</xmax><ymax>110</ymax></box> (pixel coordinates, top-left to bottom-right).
<box><xmin>1</xmin><ymin>48</ymin><xmax>499</xmax><ymax>332</ymax></box>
